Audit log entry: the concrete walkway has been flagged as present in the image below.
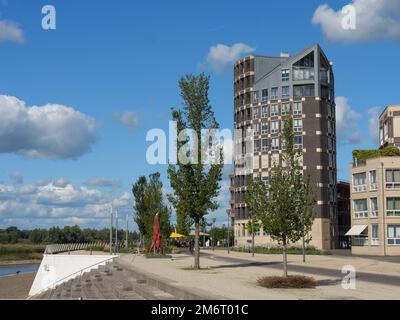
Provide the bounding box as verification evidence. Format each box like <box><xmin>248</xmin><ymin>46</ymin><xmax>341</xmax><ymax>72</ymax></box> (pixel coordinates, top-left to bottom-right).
<box><xmin>118</xmin><ymin>250</ymin><xmax>400</xmax><ymax>300</ymax></box>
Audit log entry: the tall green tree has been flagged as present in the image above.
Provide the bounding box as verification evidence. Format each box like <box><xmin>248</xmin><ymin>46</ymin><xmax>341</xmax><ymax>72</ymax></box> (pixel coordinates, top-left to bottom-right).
<box><xmin>143</xmin><ymin>172</ymin><xmax>172</xmax><ymax>246</ymax></box>
<box><xmin>168</xmin><ymin>73</ymin><xmax>223</xmax><ymax>269</ymax></box>
<box><xmin>245</xmin><ymin>115</ymin><xmax>315</xmax><ymax>277</ymax></box>
<box><xmin>132</xmin><ymin>176</ymin><xmax>148</xmax><ymax>238</ymax></box>
<box><xmin>132</xmin><ymin>173</ymin><xmax>172</xmax><ymax>248</ymax></box>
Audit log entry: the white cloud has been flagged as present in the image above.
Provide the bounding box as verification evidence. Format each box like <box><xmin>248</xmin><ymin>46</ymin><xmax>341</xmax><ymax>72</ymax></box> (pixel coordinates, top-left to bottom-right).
<box><xmin>335</xmin><ymin>96</ymin><xmax>361</xmax><ymax>131</ymax></box>
<box><xmin>0</xmin><ymin>180</ymin><xmax>132</xmax><ymax>229</ymax></box>
<box><xmin>85</xmin><ymin>178</ymin><xmax>121</xmax><ymax>189</ymax></box>
<box><xmin>335</xmin><ymin>96</ymin><xmax>363</xmax><ymax>144</ymax></box>
<box><xmin>0</xmin><ymin>20</ymin><xmax>24</xmax><ymax>43</ymax></box>
<box><xmin>312</xmin><ymin>0</ymin><xmax>400</xmax><ymax>43</ymax></box>
<box><xmin>53</xmin><ymin>178</ymin><xmax>70</xmax><ymax>188</ymax></box>
<box><xmin>9</xmin><ymin>171</ymin><xmax>23</xmax><ymax>184</ymax></box>
<box><xmin>348</xmin><ymin>130</ymin><xmax>363</xmax><ymax>144</ymax></box>
<box><xmin>368</xmin><ymin>106</ymin><xmax>381</xmax><ymax>145</ymax></box>
<box><xmin>206</xmin><ymin>43</ymin><xmax>255</xmax><ymax>74</ymax></box>
<box><xmin>0</xmin><ymin>94</ymin><xmax>97</xmax><ymax>159</ymax></box>
<box><xmin>113</xmin><ymin>111</ymin><xmax>140</xmax><ymax>131</ymax></box>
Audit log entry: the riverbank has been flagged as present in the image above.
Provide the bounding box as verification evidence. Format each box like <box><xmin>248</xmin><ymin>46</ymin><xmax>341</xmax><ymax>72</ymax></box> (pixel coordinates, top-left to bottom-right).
<box><xmin>0</xmin><ymin>244</ymin><xmax>45</xmax><ymax>265</ymax></box>
<box><xmin>0</xmin><ymin>259</ymin><xmax>42</xmax><ymax>266</ymax></box>
<box><xmin>0</xmin><ymin>272</ymin><xmax>36</xmax><ymax>299</ymax></box>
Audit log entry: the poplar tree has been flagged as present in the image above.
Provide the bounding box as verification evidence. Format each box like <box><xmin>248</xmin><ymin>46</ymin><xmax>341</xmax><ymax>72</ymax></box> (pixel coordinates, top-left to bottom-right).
<box><xmin>168</xmin><ymin>73</ymin><xmax>223</xmax><ymax>269</ymax></box>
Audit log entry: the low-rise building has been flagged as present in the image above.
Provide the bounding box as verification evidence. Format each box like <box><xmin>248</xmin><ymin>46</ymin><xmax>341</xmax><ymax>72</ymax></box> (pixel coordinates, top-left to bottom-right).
<box><xmin>348</xmin><ymin>155</ymin><xmax>400</xmax><ymax>256</ymax></box>
<box><xmin>379</xmin><ymin>105</ymin><xmax>400</xmax><ymax>149</ymax></box>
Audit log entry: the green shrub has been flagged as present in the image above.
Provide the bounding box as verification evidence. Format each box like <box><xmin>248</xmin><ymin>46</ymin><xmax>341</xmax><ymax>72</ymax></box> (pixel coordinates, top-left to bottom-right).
<box><xmin>257</xmin><ymin>275</ymin><xmax>316</xmax><ymax>288</ymax></box>
<box><xmin>353</xmin><ymin>146</ymin><xmax>400</xmax><ymax>161</ymax></box>
<box><xmin>232</xmin><ymin>246</ymin><xmax>324</xmax><ymax>255</ymax></box>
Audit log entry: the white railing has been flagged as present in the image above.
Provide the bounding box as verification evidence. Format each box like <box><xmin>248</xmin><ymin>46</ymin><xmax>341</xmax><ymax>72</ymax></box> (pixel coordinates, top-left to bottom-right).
<box><xmin>45</xmin><ymin>242</ymin><xmax>106</xmax><ymax>254</ymax></box>
<box><xmin>387</xmin><ymin>210</ymin><xmax>400</xmax><ymax>217</ymax></box>
<box><xmin>370</xmin><ymin>183</ymin><xmax>377</xmax><ymax>191</ymax></box>
<box><xmin>386</xmin><ymin>182</ymin><xmax>400</xmax><ymax>189</ymax></box>
<box><xmin>353</xmin><ymin>184</ymin><xmax>367</xmax><ymax>192</ymax></box>
<box><xmin>370</xmin><ymin>210</ymin><xmax>378</xmax><ymax>218</ymax></box>
<box><xmin>354</xmin><ymin>211</ymin><xmax>368</xmax><ymax>218</ymax></box>
<box><xmin>371</xmin><ymin>238</ymin><xmax>380</xmax><ymax>246</ymax></box>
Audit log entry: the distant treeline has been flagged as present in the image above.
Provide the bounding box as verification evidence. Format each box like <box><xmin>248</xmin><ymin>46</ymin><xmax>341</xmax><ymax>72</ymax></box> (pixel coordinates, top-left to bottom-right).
<box><xmin>0</xmin><ymin>226</ymin><xmax>140</xmax><ymax>244</ymax></box>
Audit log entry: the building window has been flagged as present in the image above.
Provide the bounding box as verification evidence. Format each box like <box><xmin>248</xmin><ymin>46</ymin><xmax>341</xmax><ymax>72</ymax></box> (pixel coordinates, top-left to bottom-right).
<box><xmin>253</xmin><ymin>107</ymin><xmax>259</xmax><ymax>119</ymax></box>
<box><xmin>370</xmin><ymin>198</ymin><xmax>378</xmax><ymax>217</ymax></box>
<box><xmin>387</xmin><ymin>197</ymin><xmax>400</xmax><ymax>216</ymax></box>
<box><xmin>261</xmin><ymin>106</ymin><xmax>268</xmax><ymax>118</ymax></box>
<box><xmin>253</xmin><ymin>123</ymin><xmax>260</xmax><ymax>136</ymax></box>
<box><xmin>253</xmin><ymin>91</ymin><xmax>259</xmax><ymax>103</ymax></box>
<box><xmin>293</xmin><ymin>84</ymin><xmax>315</xmax><ymax>99</ymax></box>
<box><xmin>282</xmin><ymin>86</ymin><xmax>289</xmax><ymax>98</ymax></box>
<box><xmin>370</xmin><ymin>170</ymin><xmax>377</xmax><ymax>191</ymax></box>
<box><xmin>271</xmin><ymin>104</ymin><xmax>279</xmax><ymax>116</ymax></box>
<box><xmin>261</xmin><ymin>89</ymin><xmax>268</xmax><ymax>102</ymax></box>
<box><xmin>384</xmin><ymin>122</ymin><xmax>388</xmax><ymax>140</ymax></box>
<box><xmin>353</xmin><ymin>172</ymin><xmax>367</xmax><ymax>192</ymax></box>
<box><xmin>281</xmin><ymin>103</ymin><xmax>291</xmax><ymax>115</ymax></box>
<box><xmin>271</xmin><ymin>121</ymin><xmax>279</xmax><ymax>134</ymax></box>
<box><xmin>293</xmin><ymin>67</ymin><xmax>315</xmax><ymax>81</ymax></box>
<box><xmin>293</xmin><ymin>119</ymin><xmax>303</xmax><ymax>132</ymax></box>
<box><xmin>271</xmin><ymin>87</ymin><xmax>278</xmax><ymax>100</ymax></box>
<box><xmin>371</xmin><ymin>224</ymin><xmax>379</xmax><ymax>245</ymax></box>
<box><xmin>281</xmin><ymin>69</ymin><xmax>290</xmax><ymax>82</ymax></box>
<box><xmin>353</xmin><ymin>199</ymin><xmax>368</xmax><ymax>218</ymax></box>
<box><xmin>261</xmin><ymin>139</ymin><xmax>268</xmax><ymax>151</ymax></box>
<box><xmin>254</xmin><ymin>139</ymin><xmax>260</xmax><ymax>152</ymax></box>
<box><xmin>294</xmin><ymin>135</ymin><xmax>303</xmax><ymax>149</ymax></box>
<box><xmin>387</xmin><ymin>225</ymin><xmax>400</xmax><ymax>245</ymax></box>
<box><xmin>271</xmin><ymin>138</ymin><xmax>279</xmax><ymax>151</ymax></box>
<box><xmin>261</xmin><ymin>123</ymin><xmax>268</xmax><ymax>134</ymax></box>
<box><xmin>386</xmin><ymin>169</ymin><xmax>400</xmax><ymax>189</ymax></box>
<box><xmin>293</xmin><ymin>102</ymin><xmax>302</xmax><ymax>115</ymax></box>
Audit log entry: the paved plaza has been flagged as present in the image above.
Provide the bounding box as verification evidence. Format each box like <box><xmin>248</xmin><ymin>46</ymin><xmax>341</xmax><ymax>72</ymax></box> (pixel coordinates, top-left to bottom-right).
<box><xmin>116</xmin><ymin>249</ymin><xmax>400</xmax><ymax>300</ymax></box>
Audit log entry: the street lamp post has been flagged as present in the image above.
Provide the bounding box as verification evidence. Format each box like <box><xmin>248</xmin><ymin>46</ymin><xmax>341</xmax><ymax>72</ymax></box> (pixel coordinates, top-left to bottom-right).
<box><xmin>115</xmin><ymin>210</ymin><xmax>118</xmax><ymax>253</ymax></box>
<box><xmin>227</xmin><ymin>211</ymin><xmax>230</xmax><ymax>254</ymax></box>
<box><xmin>125</xmin><ymin>214</ymin><xmax>129</xmax><ymax>249</ymax></box>
<box><xmin>212</xmin><ymin>217</ymin><xmax>216</xmax><ymax>251</ymax></box>
<box><xmin>109</xmin><ymin>205</ymin><xmax>113</xmax><ymax>255</ymax></box>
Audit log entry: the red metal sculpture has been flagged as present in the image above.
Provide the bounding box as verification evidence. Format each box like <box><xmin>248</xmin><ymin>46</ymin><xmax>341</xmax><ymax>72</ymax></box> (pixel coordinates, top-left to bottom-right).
<box><xmin>149</xmin><ymin>211</ymin><xmax>163</xmax><ymax>254</ymax></box>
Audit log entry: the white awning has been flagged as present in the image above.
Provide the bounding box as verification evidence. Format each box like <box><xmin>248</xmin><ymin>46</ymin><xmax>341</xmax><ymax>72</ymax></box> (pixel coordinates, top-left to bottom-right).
<box><xmin>345</xmin><ymin>225</ymin><xmax>368</xmax><ymax>236</ymax></box>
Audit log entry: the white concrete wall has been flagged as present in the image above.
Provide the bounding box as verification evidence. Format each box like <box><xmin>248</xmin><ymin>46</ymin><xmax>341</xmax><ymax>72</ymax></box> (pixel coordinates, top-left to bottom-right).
<box><xmin>29</xmin><ymin>254</ymin><xmax>118</xmax><ymax>297</ymax></box>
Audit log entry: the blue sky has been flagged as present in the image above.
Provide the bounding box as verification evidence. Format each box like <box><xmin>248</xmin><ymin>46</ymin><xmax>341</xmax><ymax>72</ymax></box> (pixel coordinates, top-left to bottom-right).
<box><xmin>0</xmin><ymin>0</ymin><xmax>399</xmax><ymax>230</ymax></box>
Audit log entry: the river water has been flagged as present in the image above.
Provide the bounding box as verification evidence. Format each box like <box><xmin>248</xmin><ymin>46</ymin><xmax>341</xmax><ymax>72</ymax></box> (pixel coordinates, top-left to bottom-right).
<box><xmin>0</xmin><ymin>263</ymin><xmax>40</xmax><ymax>277</ymax></box>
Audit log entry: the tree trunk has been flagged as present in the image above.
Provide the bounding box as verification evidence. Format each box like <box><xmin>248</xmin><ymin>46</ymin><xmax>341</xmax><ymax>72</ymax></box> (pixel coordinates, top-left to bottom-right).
<box><xmin>283</xmin><ymin>240</ymin><xmax>288</xmax><ymax>277</ymax></box>
<box><xmin>252</xmin><ymin>233</ymin><xmax>255</xmax><ymax>257</ymax></box>
<box><xmin>194</xmin><ymin>221</ymin><xmax>200</xmax><ymax>269</ymax></box>
<box><xmin>302</xmin><ymin>235</ymin><xmax>306</xmax><ymax>263</ymax></box>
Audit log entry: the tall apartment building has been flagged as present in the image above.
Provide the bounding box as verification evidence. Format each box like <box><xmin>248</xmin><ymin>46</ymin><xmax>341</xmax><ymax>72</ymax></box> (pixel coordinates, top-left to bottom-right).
<box><xmin>231</xmin><ymin>44</ymin><xmax>337</xmax><ymax>250</ymax></box>
<box><xmin>347</xmin><ymin>106</ymin><xmax>400</xmax><ymax>256</ymax></box>
<box><xmin>379</xmin><ymin>105</ymin><xmax>400</xmax><ymax>148</ymax></box>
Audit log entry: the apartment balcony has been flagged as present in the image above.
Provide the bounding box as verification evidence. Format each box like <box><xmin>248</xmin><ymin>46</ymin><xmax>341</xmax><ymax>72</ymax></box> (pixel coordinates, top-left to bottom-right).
<box><xmin>293</xmin><ymin>66</ymin><xmax>315</xmax><ymax>81</ymax></box>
